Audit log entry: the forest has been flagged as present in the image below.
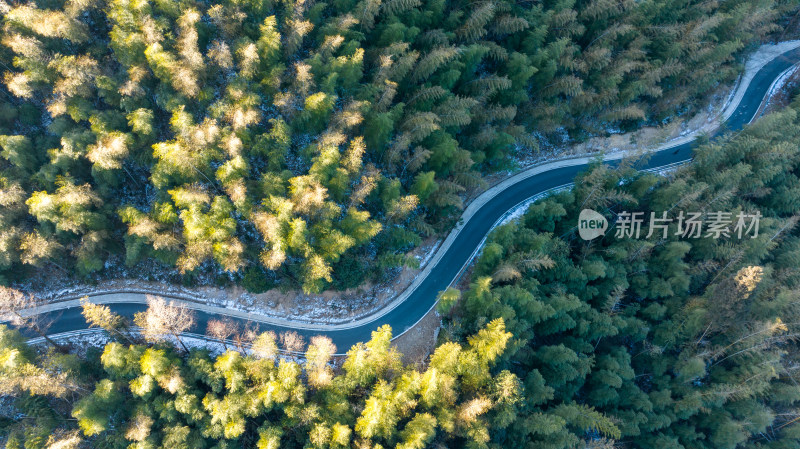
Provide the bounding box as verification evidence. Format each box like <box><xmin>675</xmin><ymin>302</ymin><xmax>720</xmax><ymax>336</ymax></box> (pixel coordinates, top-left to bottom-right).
<box><xmin>1</xmin><ymin>0</ymin><xmax>796</xmax><ymax>292</ymax></box>
<box><xmin>5</xmin><ymin>76</ymin><xmax>800</xmax><ymax>449</ymax></box>
<box><xmin>440</xmin><ymin>101</ymin><xmax>800</xmax><ymax>448</ymax></box>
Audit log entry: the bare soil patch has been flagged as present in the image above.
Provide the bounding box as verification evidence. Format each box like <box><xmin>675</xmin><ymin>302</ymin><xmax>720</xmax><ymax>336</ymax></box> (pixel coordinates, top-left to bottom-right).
<box><xmin>393</xmin><ymin>307</ymin><xmax>441</xmax><ymax>368</ymax></box>
<box><xmin>763</xmin><ymin>67</ymin><xmax>800</xmax><ymax>114</ymax></box>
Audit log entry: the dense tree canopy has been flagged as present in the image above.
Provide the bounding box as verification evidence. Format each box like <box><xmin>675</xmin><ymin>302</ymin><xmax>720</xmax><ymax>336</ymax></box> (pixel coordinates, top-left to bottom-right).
<box><xmin>0</xmin><ymin>312</ymin><xmax>518</xmax><ymax>448</ymax></box>
<box><xmin>6</xmin><ymin>81</ymin><xmax>800</xmax><ymax>449</ymax></box>
<box><xmin>443</xmin><ymin>103</ymin><xmax>800</xmax><ymax>448</ymax></box>
<box><xmin>1</xmin><ymin>0</ymin><xmax>794</xmax><ymax>291</ymax></box>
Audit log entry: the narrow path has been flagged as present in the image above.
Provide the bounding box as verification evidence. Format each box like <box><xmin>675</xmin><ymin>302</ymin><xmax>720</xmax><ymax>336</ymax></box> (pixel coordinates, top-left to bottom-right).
<box><xmin>12</xmin><ymin>42</ymin><xmax>800</xmax><ymax>353</ymax></box>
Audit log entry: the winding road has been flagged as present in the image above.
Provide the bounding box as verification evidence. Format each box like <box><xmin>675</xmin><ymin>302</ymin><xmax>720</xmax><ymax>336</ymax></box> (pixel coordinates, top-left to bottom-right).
<box><xmin>12</xmin><ymin>42</ymin><xmax>800</xmax><ymax>354</ymax></box>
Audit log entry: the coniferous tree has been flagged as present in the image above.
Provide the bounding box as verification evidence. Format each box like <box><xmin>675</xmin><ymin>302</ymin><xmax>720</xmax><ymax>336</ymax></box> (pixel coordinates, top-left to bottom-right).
<box><xmin>443</xmin><ymin>105</ymin><xmax>800</xmax><ymax>449</ymax></box>
<box><xmin>2</xmin><ymin>0</ymin><xmax>790</xmax><ymax>291</ymax></box>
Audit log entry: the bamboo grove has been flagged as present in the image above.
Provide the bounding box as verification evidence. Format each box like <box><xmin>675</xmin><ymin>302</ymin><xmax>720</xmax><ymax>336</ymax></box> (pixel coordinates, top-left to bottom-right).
<box><xmin>441</xmin><ymin>102</ymin><xmax>800</xmax><ymax>448</ymax></box>
<box><xmin>6</xmin><ymin>90</ymin><xmax>800</xmax><ymax>449</ymax></box>
<box><xmin>0</xmin><ymin>0</ymin><xmax>795</xmax><ymax>291</ymax></box>
<box><xmin>1</xmin><ymin>314</ymin><xmax>518</xmax><ymax>449</ymax></box>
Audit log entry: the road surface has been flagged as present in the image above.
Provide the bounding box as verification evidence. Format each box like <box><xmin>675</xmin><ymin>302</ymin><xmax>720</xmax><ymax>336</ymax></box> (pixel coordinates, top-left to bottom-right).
<box><xmin>12</xmin><ymin>43</ymin><xmax>800</xmax><ymax>353</ymax></box>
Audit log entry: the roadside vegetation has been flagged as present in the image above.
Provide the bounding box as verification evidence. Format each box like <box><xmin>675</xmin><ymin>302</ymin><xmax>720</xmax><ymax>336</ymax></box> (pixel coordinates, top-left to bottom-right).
<box><xmin>0</xmin><ymin>0</ymin><xmax>795</xmax><ymax>292</ymax></box>
<box><xmin>1</xmin><ymin>295</ymin><xmax>518</xmax><ymax>449</ymax></box>
<box><xmin>440</xmin><ymin>101</ymin><xmax>800</xmax><ymax>448</ymax></box>
<box><xmin>5</xmin><ymin>82</ymin><xmax>800</xmax><ymax>449</ymax></box>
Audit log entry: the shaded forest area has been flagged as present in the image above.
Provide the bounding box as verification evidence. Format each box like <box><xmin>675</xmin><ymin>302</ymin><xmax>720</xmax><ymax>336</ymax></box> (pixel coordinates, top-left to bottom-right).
<box><xmin>441</xmin><ymin>102</ymin><xmax>800</xmax><ymax>448</ymax></box>
<box><xmin>5</xmin><ymin>80</ymin><xmax>800</xmax><ymax>449</ymax></box>
<box><xmin>1</xmin><ymin>0</ymin><xmax>796</xmax><ymax>292</ymax></box>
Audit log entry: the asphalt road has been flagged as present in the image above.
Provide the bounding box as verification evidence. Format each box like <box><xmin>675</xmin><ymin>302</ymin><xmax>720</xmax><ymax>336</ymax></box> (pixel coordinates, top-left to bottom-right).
<box><xmin>16</xmin><ymin>45</ymin><xmax>800</xmax><ymax>353</ymax></box>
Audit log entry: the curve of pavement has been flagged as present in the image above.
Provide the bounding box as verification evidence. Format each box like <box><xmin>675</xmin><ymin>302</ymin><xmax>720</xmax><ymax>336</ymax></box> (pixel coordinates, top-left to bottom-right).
<box><xmin>12</xmin><ymin>42</ymin><xmax>800</xmax><ymax>354</ymax></box>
